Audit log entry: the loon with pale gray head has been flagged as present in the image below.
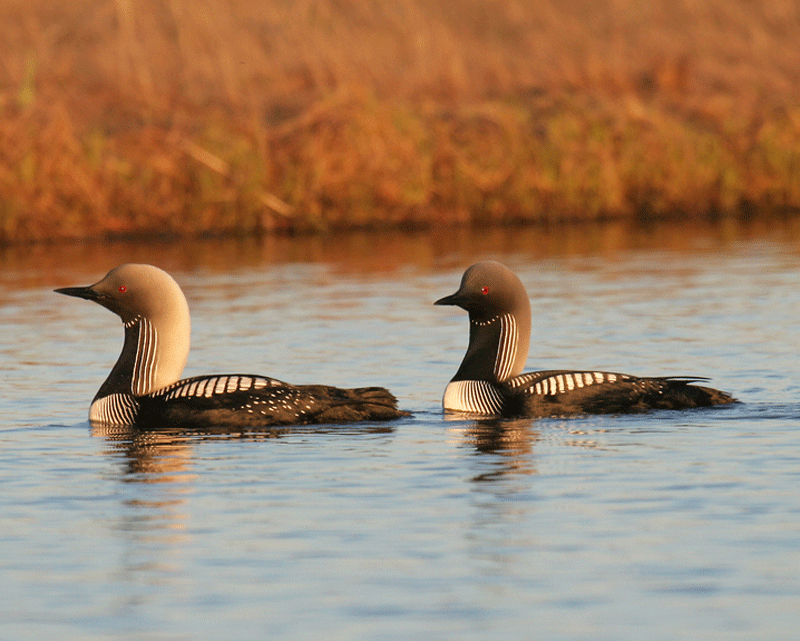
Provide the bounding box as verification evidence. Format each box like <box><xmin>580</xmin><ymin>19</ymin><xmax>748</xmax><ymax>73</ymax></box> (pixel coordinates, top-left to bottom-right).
<box><xmin>435</xmin><ymin>260</ymin><xmax>736</xmax><ymax>418</ymax></box>
<box><xmin>55</xmin><ymin>264</ymin><xmax>407</xmax><ymax>428</ymax></box>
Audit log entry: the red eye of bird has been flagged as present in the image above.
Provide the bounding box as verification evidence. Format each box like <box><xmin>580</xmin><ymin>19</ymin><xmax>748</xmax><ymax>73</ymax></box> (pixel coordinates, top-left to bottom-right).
<box><xmin>118</xmin><ymin>285</ymin><xmax>127</xmax><ymax>293</ymax></box>
<box><xmin>481</xmin><ymin>286</ymin><xmax>490</xmax><ymax>295</ymax></box>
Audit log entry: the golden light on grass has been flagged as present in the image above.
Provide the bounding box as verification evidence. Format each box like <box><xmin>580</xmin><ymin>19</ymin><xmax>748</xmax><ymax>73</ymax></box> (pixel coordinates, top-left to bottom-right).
<box><xmin>1</xmin><ymin>0</ymin><xmax>800</xmax><ymax>243</ymax></box>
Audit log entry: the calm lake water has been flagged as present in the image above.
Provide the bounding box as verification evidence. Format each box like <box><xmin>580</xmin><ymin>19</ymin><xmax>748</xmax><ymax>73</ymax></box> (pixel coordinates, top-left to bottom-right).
<box><xmin>2</xmin><ymin>220</ymin><xmax>800</xmax><ymax>640</ymax></box>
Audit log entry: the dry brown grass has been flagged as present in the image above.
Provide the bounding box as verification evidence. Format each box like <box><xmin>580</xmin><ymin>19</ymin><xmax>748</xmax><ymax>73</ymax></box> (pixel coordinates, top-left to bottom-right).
<box><xmin>2</xmin><ymin>0</ymin><xmax>800</xmax><ymax>242</ymax></box>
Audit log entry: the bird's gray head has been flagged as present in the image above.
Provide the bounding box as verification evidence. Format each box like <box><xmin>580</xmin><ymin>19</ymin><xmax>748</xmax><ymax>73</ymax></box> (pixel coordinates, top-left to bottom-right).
<box><xmin>434</xmin><ymin>260</ymin><xmax>531</xmax><ymax>321</ymax></box>
<box><xmin>56</xmin><ymin>263</ymin><xmax>188</xmax><ymax>327</ymax></box>
<box><xmin>56</xmin><ymin>264</ymin><xmax>192</xmax><ymax>396</ymax></box>
<box><xmin>435</xmin><ymin>261</ymin><xmax>532</xmax><ymax>383</ymax></box>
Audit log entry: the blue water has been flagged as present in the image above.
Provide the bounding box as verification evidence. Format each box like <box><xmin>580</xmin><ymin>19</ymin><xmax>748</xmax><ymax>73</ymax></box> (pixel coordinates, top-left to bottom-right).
<box><xmin>2</xmin><ymin>222</ymin><xmax>799</xmax><ymax>640</ymax></box>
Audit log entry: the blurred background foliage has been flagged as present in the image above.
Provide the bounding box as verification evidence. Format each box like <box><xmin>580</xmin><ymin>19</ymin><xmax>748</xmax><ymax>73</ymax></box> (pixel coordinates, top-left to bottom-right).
<box><xmin>1</xmin><ymin>0</ymin><xmax>799</xmax><ymax>242</ymax></box>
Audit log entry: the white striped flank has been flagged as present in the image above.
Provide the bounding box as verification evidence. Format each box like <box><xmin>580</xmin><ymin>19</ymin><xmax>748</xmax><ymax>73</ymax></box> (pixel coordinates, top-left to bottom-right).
<box><xmin>131</xmin><ymin>318</ymin><xmax>158</xmax><ymax>396</ymax></box>
<box><xmin>508</xmin><ymin>371</ymin><xmax>627</xmax><ymax>397</ymax></box>
<box><xmin>204</xmin><ymin>378</ymin><xmax>218</xmax><ymax>397</ymax></box>
<box><xmin>207</xmin><ymin>376</ymin><xmax>244</xmax><ymax>397</ymax></box>
<box><xmin>159</xmin><ymin>375</ymin><xmax>283</xmax><ymax>401</ymax></box>
<box><xmin>492</xmin><ymin>313</ymin><xmax>518</xmax><ymax>382</ymax></box>
<box><xmin>443</xmin><ymin>380</ymin><xmax>504</xmax><ymax>415</ymax></box>
<box><xmin>199</xmin><ymin>378</ymin><xmax>211</xmax><ymax>397</ymax></box>
<box><xmin>90</xmin><ymin>393</ymin><xmax>139</xmax><ymax>425</ymax></box>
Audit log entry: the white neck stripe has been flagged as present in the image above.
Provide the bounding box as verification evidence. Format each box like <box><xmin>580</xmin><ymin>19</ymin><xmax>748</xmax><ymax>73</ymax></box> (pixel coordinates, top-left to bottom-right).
<box><xmin>90</xmin><ymin>393</ymin><xmax>138</xmax><ymax>425</ymax></box>
<box><xmin>443</xmin><ymin>380</ymin><xmax>503</xmax><ymax>414</ymax></box>
<box><xmin>132</xmin><ymin>318</ymin><xmax>158</xmax><ymax>396</ymax></box>
<box><xmin>493</xmin><ymin>313</ymin><xmax>517</xmax><ymax>382</ymax></box>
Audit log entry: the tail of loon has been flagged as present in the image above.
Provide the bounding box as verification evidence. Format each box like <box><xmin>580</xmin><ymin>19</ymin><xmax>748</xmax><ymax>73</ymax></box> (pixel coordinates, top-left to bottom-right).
<box><xmin>312</xmin><ymin>387</ymin><xmax>409</xmax><ymax>423</ymax></box>
<box><xmin>569</xmin><ymin>377</ymin><xmax>736</xmax><ymax>415</ymax></box>
<box><xmin>678</xmin><ymin>381</ymin><xmax>736</xmax><ymax>407</ymax></box>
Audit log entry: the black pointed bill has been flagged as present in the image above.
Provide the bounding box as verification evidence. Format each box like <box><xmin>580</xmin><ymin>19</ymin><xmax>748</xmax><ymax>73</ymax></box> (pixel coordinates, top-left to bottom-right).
<box><xmin>434</xmin><ymin>291</ymin><xmax>464</xmax><ymax>306</ymax></box>
<box><xmin>54</xmin><ymin>285</ymin><xmax>101</xmax><ymax>302</ymax></box>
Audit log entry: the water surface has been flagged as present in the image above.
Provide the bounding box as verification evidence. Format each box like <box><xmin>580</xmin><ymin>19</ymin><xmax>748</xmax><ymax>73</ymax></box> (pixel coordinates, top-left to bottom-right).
<box><xmin>2</xmin><ymin>220</ymin><xmax>800</xmax><ymax>640</ymax></box>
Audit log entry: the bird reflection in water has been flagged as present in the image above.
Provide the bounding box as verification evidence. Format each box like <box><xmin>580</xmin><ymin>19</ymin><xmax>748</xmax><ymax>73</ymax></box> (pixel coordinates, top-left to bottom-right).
<box><xmin>446</xmin><ymin>414</ymin><xmax>609</xmax><ymax>483</ymax></box>
<box><xmin>92</xmin><ymin>421</ymin><xmax>395</xmax><ymax>482</ymax></box>
<box><xmin>93</xmin><ymin>422</ymin><xmax>202</xmax><ymax>483</ymax></box>
<box><xmin>446</xmin><ymin>416</ymin><xmax>538</xmax><ymax>481</ymax></box>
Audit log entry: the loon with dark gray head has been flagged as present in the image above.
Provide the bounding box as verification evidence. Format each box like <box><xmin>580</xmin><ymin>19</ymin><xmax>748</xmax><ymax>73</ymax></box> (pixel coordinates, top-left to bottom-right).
<box><xmin>435</xmin><ymin>261</ymin><xmax>735</xmax><ymax>418</ymax></box>
<box><xmin>56</xmin><ymin>264</ymin><xmax>407</xmax><ymax>428</ymax></box>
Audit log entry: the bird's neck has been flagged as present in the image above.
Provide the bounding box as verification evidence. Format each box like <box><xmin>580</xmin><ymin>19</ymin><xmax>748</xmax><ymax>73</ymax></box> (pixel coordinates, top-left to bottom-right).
<box><xmin>93</xmin><ymin>315</ymin><xmax>190</xmax><ymax>402</ymax></box>
<box><xmin>452</xmin><ymin>312</ymin><xmax>528</xmax><ymax>383</ymax></box>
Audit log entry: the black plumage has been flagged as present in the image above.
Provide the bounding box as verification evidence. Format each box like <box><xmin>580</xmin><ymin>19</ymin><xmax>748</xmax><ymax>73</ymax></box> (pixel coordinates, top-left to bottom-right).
<box><xmin>137</xmin><ymin>374</ymin><xmax>404</xmax><ymax>428</ymax></box>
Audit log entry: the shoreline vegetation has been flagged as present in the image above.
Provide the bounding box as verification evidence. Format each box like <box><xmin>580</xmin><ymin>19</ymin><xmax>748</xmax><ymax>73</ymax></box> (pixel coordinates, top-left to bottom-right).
<box><xmin>2</xmin><ymin>1</ymin><xmax>800</xmax><ymax>244</ymax></box>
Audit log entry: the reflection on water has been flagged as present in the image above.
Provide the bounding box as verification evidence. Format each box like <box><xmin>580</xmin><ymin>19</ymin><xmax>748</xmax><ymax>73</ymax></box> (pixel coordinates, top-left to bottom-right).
<box><xmin>456</xmin><ymin>419</ymin><xmax>539</xmax><ymax>481</ymax></box>
<box><xmin>3</xmin><ymin>218</ymin><xmax>800</xmax><ymax>641</ymax></box>
<box><xmin>94</xmin><ymin>424</ymin><xmax>198</xmax><ymax>482</ymax></box>
<box><xmin>461</xmin><ymin>419</ymin><xmax>537</xmax><ymax>455</ymax></box>
<box><xmin>94</xmin><ymin>422</ymin><xmax>396</xmax><ymax>481</ymax></box>
<box><xmin>3</xmin><ymin>215</ymin><xmax>800</xmax><ymax>293</ymax></box>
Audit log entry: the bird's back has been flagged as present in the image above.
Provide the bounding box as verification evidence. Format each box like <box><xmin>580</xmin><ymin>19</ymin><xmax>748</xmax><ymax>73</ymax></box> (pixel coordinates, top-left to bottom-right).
<box><xmin>505</xmin><ymin>370</ymin><xmax>736</xmax><ymax>417</ymax></box>
<box><xmin>135</xmin><ymin>374</ymin><xmax>407</xmax><ymax>428</ymax></box>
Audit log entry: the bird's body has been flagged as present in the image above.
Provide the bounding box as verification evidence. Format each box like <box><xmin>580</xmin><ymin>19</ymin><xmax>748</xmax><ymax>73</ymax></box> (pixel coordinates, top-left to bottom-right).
<box><xmin>136</xmin><ymin>374</ymin><xmax>402</xmax><ymax>429</ymax></box>
<box><xmin>56</xmin><ymin>264</ymin><xmax>406</xmax><ymax>429</ymax></box>
<box><xmin>436</xmin><ymin>261</ymin><xmax>736</xmax><ymax>418</ymax></box>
